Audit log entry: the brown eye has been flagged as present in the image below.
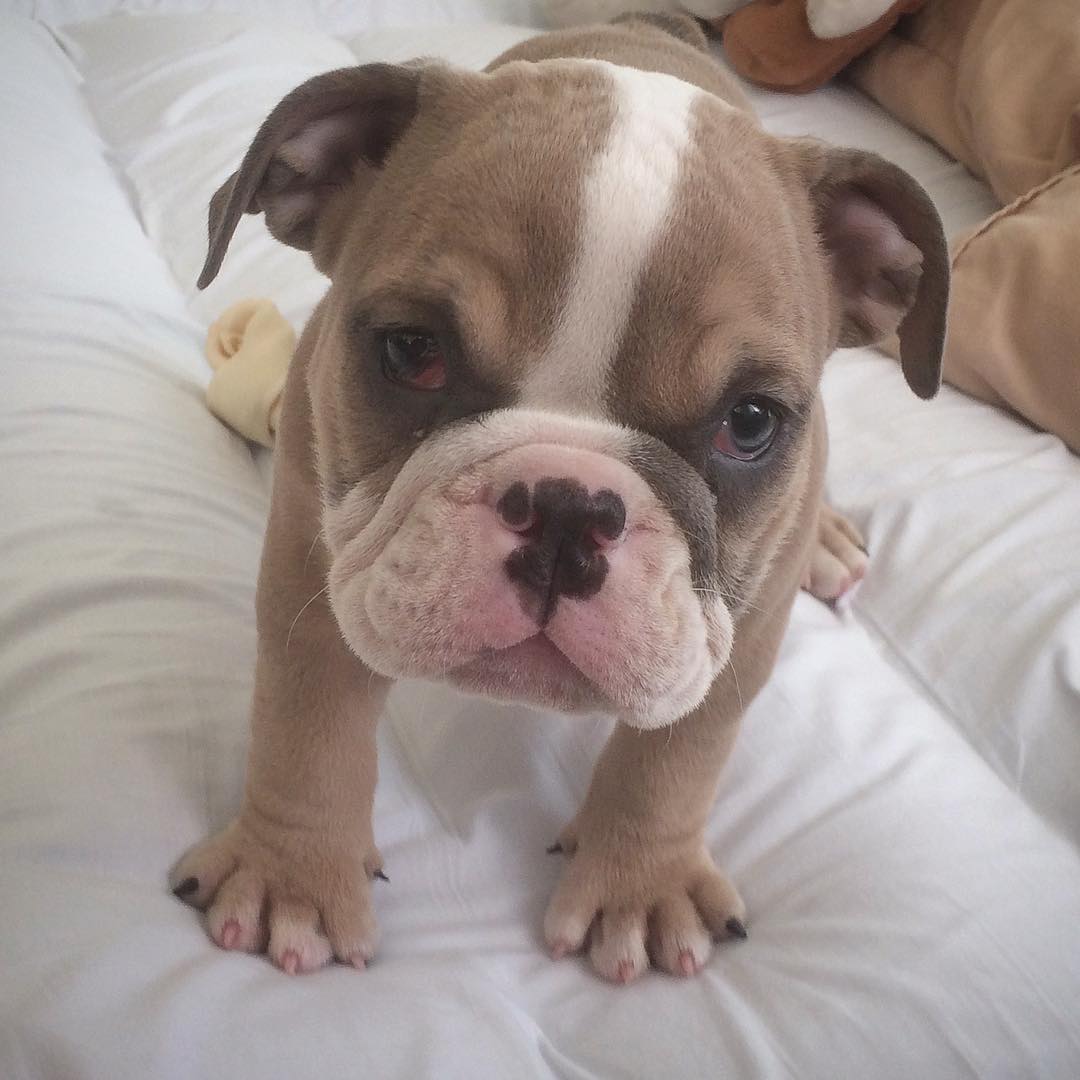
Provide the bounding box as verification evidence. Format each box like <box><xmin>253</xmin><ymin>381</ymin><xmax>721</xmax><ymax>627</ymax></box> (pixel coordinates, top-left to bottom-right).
<box><xmin>712</xmin><ymin>398</ymin><xmax>780</xmax><ymax>460</ymax></box>
<box><xmin>379</xmin><ymin>330</ymin><xmax>447</xmax><ymax>391</ymax></box>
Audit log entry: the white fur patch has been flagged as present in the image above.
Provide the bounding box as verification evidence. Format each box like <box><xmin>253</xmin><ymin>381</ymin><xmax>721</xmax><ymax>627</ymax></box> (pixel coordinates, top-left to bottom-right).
<box><xmin>521</xmin><ymin>62</ymin><xmax>701</xmax><ymax>412</ymax></box>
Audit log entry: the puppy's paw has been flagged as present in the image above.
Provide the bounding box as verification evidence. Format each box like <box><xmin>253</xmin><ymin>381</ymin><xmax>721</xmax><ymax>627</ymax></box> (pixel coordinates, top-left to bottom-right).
<box><xmin>169</xmin><ymin>817</ymin><xmax>381</xmax><ymax>973</ymax></box>
<box><xmin>544</xmin><ymin>843</ymin><xmax>745</xmax><ymax>983</ymax></box>
<box><xmin>803</xmin><ymin>504</ymin><xmax>868</xmax><ymax>602</ymax></box>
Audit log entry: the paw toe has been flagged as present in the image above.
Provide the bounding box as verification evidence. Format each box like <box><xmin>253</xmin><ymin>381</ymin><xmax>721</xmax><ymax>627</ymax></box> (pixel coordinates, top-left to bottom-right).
<box><xmin>691</xmin><ymin>867</ymin><xmax>746</xmax><ymax>941</ymax></box>
<box><xmin>268</xmin><ymin>896</ymin><xmax>334</xmax><ymax>974</ymax></box>
<box><xmin>169</xmin><ymin>828</ymin><xmax>239</xmax><ymax>910</ymax></box>
<box><xmin>648</xmin><ymin>893</ymin><xmax>712</xmax><ymax>977</ymax></box>
<box><xmin>543</xmin><ymin>868</ymin><xmax>595</xmax><ymax>957</ymax></box>
<box><xmin>831</xmin><ymin>511</ymin><xmax>866</xmax><ymax>552</ymax></box>
<box><xmin>206</xmin><ymin>867</ymin><xmax>267</xmax><ymax>953</ymax></box>
<box><xmin>806</xmin><ymin>546</ymin><xmax>863</xmax><ymax>601</ymax></box>
<box><xmin>323</xmin><ymin>892</ymin><xmax>379</xmax><ymax>966</ymax></box>
<box><xmin>589</xmin><ymin>908</ymin><xmax>648</xmax><ymax>984</ymax></box>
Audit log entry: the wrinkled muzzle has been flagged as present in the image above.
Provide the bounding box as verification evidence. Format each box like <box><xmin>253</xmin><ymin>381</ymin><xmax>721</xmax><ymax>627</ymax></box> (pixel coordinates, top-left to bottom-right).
<box><xmin>323</xmin><ymin>410</ymin><xmax>732</xmax><ymax>728</ymax></box>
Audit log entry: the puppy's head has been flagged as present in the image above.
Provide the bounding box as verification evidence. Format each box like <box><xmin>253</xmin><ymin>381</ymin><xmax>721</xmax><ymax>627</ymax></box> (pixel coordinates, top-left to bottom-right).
<box><xmin>201</xmin><ymin>49</ymin><xmax>947</xmax><ymax>728</ymax></box>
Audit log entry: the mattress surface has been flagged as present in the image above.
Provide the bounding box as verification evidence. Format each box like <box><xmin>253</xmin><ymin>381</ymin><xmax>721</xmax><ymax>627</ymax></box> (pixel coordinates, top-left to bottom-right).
<box><xmin>1</xmin><ymin>9</ymin><xmax>1078</xmax><ymax>1080</ymax></box>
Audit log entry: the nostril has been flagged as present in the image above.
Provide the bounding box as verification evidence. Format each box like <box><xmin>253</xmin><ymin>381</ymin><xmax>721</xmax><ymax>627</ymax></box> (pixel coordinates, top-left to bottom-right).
<box><xmin>502</xmin><ymin>509</ymin><xmax>541</xmax><ymax>537</ymax></box>
<box><xmin>585</xmin><ymin>526</ymin><xmax>618</xmax><ymax>552</ymax></box>
<box><xmin>589</xmin><ymin>489</ymin><xmax>626</xmax><ymax>548</ymax></box>
<box><xmin>496</xmin><ymin>481</ymin><xmax>532</xmax><ymax>531</ymax></box>
<box><xmin>522</xmin><ymin>515</ymin><xmax>544</xmax><ymax>542</ymax></box>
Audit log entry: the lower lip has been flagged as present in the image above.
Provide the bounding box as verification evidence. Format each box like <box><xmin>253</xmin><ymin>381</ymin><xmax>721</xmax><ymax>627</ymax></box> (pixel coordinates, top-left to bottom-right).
<box><xmin>494</xmin><ymin>633</ymin><xmax>578</xmax><ymax>676</ymax></box>
<box><xmin>448</xmin><ymin>632</ymin><xmax>591</xmax><ymax>700</ymax></box>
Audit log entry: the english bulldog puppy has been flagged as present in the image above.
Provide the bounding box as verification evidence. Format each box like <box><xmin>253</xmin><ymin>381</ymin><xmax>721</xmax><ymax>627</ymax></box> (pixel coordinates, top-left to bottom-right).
<box><xmin>171</xmin><ymin>13</ymin><xmax>946</xmax><ymax>982</ymax></box>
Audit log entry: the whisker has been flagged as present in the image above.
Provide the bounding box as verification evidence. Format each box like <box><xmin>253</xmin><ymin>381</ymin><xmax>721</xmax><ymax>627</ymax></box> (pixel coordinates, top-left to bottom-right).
<box><xmin>691</xmin><ymin>586</ymin><xmax>766</xmax><ymax>616</ymax></box>
<box><xmin>678</xmin><ymin>526</ymin><xmax>714</xmax><ymax>549</ymax></box>
<box><xmin>302</xmin><ymin>529</ymin><xmax>323</xmax><ymax>575</ymax></box>
<box><xmin>285</xmin><ymin>584</ymin><xmax>330</xmax><ymax>652</ymax></box>
<box><xmin>729</xmin><ymin>657</ymin><xmax>745</xmax><ymax>715</ymax></box>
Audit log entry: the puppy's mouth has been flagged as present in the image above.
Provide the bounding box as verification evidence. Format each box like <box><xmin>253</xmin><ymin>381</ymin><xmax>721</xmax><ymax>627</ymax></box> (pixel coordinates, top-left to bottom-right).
<box><xmin>447</xmin><ymin>631</ymin><xmax>604</xmax><ymax>713</ymax></box>
<box><xmin>485</xmin><ymin>632</ymin><xmax>584</xmax><ymax>680</ymax></box>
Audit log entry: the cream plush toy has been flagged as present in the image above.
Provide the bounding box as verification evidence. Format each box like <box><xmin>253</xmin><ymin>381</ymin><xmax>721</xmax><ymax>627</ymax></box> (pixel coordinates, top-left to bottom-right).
<box><xmin>204</xmin><ymin>299</ymin><xmax>293</xmax><ymax>448</ymax></box>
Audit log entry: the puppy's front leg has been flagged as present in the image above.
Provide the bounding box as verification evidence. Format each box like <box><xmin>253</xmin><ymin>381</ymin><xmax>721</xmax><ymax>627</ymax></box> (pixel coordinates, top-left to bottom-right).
<box><xmin>545</xmin><ymin>667</ymin><xmax>752</xmax><ymax>984</ymax></box>
<box><xmin>171</xmin><ymin>370</ymin><xmax>388</xmax><ymax>973</ymax></box>
<box><xmin>171</xmin><ymin>543</ymin><xmax>387</xmax><ymax>973</ymax></box>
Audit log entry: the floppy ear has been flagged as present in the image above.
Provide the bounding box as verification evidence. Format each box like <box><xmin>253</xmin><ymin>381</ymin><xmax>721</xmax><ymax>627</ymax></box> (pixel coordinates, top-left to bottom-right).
<box><xmin>790</xmin><ymin>142</ymin><xmax>949</xmax><ymax>399</ymax></box>
<box><xmin>198</xmin><ymin>63</ymin><xmax>424</xmax><ymax>289</ymax></box>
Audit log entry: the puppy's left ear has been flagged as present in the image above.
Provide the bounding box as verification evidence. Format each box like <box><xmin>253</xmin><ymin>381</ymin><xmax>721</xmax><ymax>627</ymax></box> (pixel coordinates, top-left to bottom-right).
<box><xmin>788</xmin><ymin>142</ymin><xmax>949</xmax><ymax>399</ymax></box>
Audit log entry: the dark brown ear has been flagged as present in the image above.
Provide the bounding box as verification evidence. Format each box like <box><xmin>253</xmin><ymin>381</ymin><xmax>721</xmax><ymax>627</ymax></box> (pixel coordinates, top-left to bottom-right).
<box><xmin>789</xmin><ymin>142</ymin><xmax>949</xmax><ymax>399</ymax></box>
<box><xmin>198</xmin><ymin>63</ymin><xmax>424</xmax><ymax>290</ymax></box>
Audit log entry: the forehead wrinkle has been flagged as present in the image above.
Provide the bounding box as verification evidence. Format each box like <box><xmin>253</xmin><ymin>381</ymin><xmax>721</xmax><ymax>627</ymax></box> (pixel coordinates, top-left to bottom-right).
<box><xmin>706</xmin><ymin>350</ymin><xmax>815</xmax><ymax>413</ymax></box>
<box><xmin>521</xmin><ymin>61</ymin><xmax>703</xmax><ymax>415</ymax></box>
<box><xmin>607</xmin><ymin>90</ymin><xmax>822</xmax><ymax>431</ymax></box>
<box><xmin>354</xmin><ymin>250</ymin><xmax>512</xmax><ymax>358</ymax></box>
<box><xmin>630</xmin><ymin>330</ymin><xmax>816</xmax><ymax>432</ymax></box>
<box><xmin>426</xmin><ymin>252</ymin><xmax>514</xmax><ymax>368</ymax></box>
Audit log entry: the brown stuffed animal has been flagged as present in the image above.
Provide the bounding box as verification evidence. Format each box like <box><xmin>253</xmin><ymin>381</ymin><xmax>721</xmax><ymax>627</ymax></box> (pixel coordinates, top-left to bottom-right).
<box><xmin>851</xmin><ymin>0</ymin><xmax>1080</xmax><ymax>452</ymax></box>
<box><xmin>544</xmin><ymin>1</ymin><xmax>926</xmax><ymax>92</ymax></box>
<box><xmin>722</xmin><ymin>0</ymin><xmax>927</xmax><ymax>93</ymax></box>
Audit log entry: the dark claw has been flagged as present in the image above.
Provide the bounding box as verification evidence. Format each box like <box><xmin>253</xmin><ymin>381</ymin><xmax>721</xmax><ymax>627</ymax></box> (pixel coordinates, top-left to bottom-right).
<box><xmin>373</xmin><ymin>869</ymin><xmax>390</xmax><ymax>883</ymax></box>
<box><xmin>546</xmin><ymin>842</ymin><xmax>563</xmax><ymax>855</ymax></box>
<box><xmin>725</xmin><ymin>917</ymin><xmax>748</xmax><ymax>940</ymax></box>
<box><xmin>172</xmin><ymin>877</ymin><xmax>199</xmax><ymax>898</ymax></box>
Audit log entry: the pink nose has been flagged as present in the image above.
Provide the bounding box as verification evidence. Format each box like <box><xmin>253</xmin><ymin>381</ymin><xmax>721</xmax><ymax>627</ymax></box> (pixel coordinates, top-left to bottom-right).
<box><xmin>496</xmin><ymin>478</ymin><xmax>626</xmax><ymax>623</ymax></box>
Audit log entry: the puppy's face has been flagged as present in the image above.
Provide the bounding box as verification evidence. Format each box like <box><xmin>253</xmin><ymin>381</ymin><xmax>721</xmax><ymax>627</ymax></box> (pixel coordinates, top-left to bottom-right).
<box><xmin>202</xmin><ymin>52</ymin><xmax>946</xmax><ymax>728</ymax></box>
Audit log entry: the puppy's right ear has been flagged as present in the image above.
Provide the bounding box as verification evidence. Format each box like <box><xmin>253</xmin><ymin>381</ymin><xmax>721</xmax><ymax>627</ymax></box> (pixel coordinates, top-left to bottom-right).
<box><xmin>198</xmin><ymin>63</ymin><xmax>424</xmax><ymax>289</ymax></box>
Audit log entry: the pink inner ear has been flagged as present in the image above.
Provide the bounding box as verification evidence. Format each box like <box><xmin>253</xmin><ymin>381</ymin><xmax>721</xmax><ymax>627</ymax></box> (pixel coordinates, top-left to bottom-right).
<box><xmin>822</xmin><ymin>188</ymin><xmax>923</xmax><ymax>347</ymax></box>
<box><xmin>278</xmin><ymin>112</ymin><xmax>362</xmax><ymax>182</ymax></box>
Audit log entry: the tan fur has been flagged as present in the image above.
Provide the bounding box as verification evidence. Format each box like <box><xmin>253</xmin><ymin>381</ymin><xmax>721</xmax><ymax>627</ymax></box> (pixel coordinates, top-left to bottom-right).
<box><xmin>172</xmin><ymin>15</ymin><xmax>946</xmax><ymax>981</ymax></box>
<box><xmin>488</xmin><ymin>18</ymin><xmax>750</xmax><ymax>108</ymax></box>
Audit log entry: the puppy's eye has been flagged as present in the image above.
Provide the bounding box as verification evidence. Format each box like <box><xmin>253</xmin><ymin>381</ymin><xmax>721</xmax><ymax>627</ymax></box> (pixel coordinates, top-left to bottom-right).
<box><xmin>712</xmin><ymin>397</ymin><xmax>780</xmax><ymax>460</ymax></box>
<box><xmin>379</xmin><ymin>330</ymin><xmax>447</xmax><ymax>391</ymax></box>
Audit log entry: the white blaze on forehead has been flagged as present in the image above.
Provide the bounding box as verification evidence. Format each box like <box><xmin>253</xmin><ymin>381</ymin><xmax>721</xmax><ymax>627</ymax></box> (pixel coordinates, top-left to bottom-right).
<box><xmin>522</xmin><ymin>61</ymin><xmax>703</xmax><ymax>412</ymax></box>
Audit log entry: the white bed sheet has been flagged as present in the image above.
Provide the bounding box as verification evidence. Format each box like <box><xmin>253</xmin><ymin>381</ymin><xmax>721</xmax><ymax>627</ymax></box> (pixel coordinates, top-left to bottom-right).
<box><xmin>13</xmin><ymin>0</ymin><xmax>544</xmax><ymax>34</ymax></box>
<box><xmin>1</xmin><ymin>10</ymin><xmax>1078</xmax><ymax>1080</ymax></box>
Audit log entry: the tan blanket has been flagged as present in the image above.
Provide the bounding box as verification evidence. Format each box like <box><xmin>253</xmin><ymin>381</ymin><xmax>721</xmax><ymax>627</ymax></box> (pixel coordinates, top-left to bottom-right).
<box><xmin>850</xmin><ymin>0</ymin><xmax>1080</xmax><ymax>451</ymax></box>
